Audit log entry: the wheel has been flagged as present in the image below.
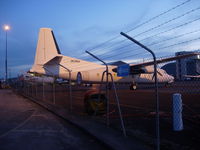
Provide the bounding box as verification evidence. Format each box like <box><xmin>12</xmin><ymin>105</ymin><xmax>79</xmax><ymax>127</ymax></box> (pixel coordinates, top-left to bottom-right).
<box><xmin>130</xmin><ymin>83</ymin><xmax>137</xmax><ymax>90</ymax></box>
<box><xmin>165</xmin><ymin>82</ymin><xmax>172</xmax><ymax>88</ymax></box>
<box><xmin>76</xmin><ymin>72</ymin><xmax>82</xmax><ymax>85</ymax></box>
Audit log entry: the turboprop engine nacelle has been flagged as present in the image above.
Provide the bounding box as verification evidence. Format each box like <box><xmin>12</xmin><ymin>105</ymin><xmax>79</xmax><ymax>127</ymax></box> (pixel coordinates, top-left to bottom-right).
<box><xmin>141</xmin><ymin>66</ymin><xmax>154</xmax><ymax>73</ymax></box>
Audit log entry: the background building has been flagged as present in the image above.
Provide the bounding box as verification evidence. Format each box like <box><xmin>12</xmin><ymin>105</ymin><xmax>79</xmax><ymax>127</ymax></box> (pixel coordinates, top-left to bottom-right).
<box><xmin>162</xmin><ymin>51</ymin><xmax>200</xmax><ymax>80</ymax></box>
<box><xmin>175</xmin><ymin>51</ymin><xmax>200</xmax><ymax>80</ymax></box>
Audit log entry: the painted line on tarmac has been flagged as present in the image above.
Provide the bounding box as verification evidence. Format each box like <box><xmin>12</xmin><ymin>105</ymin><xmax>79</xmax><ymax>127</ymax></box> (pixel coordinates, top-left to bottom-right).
<box><xmin>0</xmin><ymin>109</ymin><xmax>36</xmax><ymax>138</ymax></box>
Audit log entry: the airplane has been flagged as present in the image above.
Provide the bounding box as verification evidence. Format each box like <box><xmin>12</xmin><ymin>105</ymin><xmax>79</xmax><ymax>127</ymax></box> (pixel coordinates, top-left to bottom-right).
<box><xmin>28</xmin><ymin>28</ymin><xmax>199</xmax><ymax>114</ymax></box>
<box><xmin>30</xmin><ymin>28</ymin><xmax>198</xmax><ymax>90</ymax></box>
<box><xmin>20</xmin><ymin>72</ymin><xmax>55</xmax><ymax>83</ymax></box>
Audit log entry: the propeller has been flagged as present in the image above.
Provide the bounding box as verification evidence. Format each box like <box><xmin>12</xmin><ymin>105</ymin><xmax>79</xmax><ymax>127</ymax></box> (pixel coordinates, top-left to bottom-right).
<box><xmin>152</xmin><ymin>70</ymin><xmax>163</xmax><ymax>80</ymax></box>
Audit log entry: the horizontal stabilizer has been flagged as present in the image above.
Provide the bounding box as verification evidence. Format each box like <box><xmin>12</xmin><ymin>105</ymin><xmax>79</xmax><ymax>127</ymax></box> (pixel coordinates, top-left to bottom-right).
<box><xmin>44</xmin><ymin>55</ymin><xmax>63</xmax><ymax>65</ymax></box>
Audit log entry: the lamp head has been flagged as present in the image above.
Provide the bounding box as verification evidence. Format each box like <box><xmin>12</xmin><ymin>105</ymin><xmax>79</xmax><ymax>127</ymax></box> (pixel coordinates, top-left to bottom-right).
<box><xmin>4</xmin><ymin>25</ymin><xmax>10</xmax><ymax>31</ymax></box>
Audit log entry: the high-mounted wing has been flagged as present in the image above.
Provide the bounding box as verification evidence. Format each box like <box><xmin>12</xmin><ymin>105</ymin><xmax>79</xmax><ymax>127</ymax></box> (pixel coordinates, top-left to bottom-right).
<box><xmin>112</xmin><ymin>53</ymin><xmax>199</xmax><ymax>75</ymax></box>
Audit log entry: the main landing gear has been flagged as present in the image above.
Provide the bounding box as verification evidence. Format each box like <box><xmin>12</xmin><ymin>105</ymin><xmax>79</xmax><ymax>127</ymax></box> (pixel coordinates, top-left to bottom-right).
<box><xmin>130</xmin><ymin>83</ymin><xmax>137</xmax><ymax>90</ymax></box>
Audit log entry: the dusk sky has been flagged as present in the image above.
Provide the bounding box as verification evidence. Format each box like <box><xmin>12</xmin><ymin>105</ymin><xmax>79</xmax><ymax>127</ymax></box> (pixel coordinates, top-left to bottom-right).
<box><xmin>0</xmin><ymin>0</ymin><xmax>200</xmax><ymax>78</ymax></box>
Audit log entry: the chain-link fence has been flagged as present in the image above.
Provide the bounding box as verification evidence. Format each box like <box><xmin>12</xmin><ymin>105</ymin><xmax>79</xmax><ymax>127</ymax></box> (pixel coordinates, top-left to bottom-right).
<box><xmin>11</xmin><ymin>73</ymin><xmax>200</xmax><ymax>150</ymax></box>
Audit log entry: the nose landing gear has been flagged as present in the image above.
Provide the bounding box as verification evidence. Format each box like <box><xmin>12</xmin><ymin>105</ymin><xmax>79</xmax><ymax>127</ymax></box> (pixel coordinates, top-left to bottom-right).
<box><xmin>130</xmin><ymin>83</ymin><xmax>137</xmax><ymax>90</ymax></box>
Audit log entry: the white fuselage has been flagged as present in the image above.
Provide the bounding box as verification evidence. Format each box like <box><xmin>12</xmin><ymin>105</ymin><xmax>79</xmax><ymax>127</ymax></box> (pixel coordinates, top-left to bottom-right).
<box><xmin>31</xmin><ymin>55</ymin><xmax>174</xmax><ymax>84</ymax></box>
<box><xmin>30</xmin><ymin>28</ymin><xmax>174</xmax><ymax>85</ymax></box>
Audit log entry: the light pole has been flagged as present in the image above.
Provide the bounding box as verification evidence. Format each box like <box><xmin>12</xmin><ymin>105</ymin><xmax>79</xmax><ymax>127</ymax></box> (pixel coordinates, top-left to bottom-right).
<box><xmin>4</xmin><ymin>25</ymin><xmax>10</xmax><ymax>83</ymax></box>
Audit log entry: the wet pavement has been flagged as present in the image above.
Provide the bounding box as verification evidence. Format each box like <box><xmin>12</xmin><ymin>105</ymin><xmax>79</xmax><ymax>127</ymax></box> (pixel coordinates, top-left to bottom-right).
<box><xmin>0</xmin><ymin>89</ymin><xmax>110</xmax><ymax>150</ymax></box>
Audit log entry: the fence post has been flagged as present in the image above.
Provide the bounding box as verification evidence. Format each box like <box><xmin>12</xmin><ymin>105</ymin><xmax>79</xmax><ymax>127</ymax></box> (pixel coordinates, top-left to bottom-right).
<box><xmin>173</xmin><ymin>93</ymin><xmax>183</xmax><ymax>131</ymax></box>
<box><xmin>42</xmin><ymin>79</ymin><xmax>45</xmax><ymax>101</ymax></box>
<box><xmin>35</xmin><ymin>83</ymin><xmax>37</xmax><ymax>98</ymax></box>
<box><xmin>120</xmin><ymin>32</ymin><xmax>160</xmax><ymax>150</ymax></box>
<box><xmin>86</xmin><ymin>50</ymin><xmax>110</xmax><ymax>127</ymax></box>
<box><xmin>42</xmin><ymin>66</ymin><xmax>56</xmax><ymax>104</ymax></box>
<box><xmin>57</xmin><ymin>64</ymin><xmax>72</xmax><ymax>112</ymax></box>
<box><xmin>31</xmin><ymin>83</ymin><xmax>33</xmax><ymax>97</ymax></box>
<box><xmin>28</xmin><ymin>83</ymin><xmax>30</xmax><ymax>96</ymax></box>
<box><xmin>23</xmin><ymin>81</ymin><xmax>25</xmax><ymax>94</ymax></box>
<box><xmin>108</xmin><ymin>73</ymin><xmax>126</xmax><ymax>136</ymax></box>
<box><xmin>53</xmin><ymin>82</ymin><xmax>55</xmax><ymax>104</ymax></box>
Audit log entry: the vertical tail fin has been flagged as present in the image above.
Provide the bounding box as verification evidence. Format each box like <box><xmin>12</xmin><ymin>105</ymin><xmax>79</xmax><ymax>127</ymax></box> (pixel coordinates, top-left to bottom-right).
<box><xmin>34</xmin><ymin>28</ymin><xmax>61</xmax><ymax>65</ymax></box>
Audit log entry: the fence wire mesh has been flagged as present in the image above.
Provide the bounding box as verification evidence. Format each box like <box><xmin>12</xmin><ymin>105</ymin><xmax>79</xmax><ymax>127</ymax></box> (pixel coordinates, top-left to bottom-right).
<box><xmin>7</xmin><ymin>1</ymin><xmax>200</xmax><ymax>149</ymax></box>
<box><xmin>11</xmin><ymin>70</ymin><xmax>200</xmax><ymax>150</ymax></box>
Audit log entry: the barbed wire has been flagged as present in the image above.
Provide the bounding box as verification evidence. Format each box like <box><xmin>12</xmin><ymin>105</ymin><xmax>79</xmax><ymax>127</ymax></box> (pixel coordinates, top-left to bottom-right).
<box><xmin>117</xmin><ymin>36</ymin><xmax>200</xmax><ymax>61</ymax></box>
<box><xmin>81</xmin><ymin>6</ymin><xmax>200</xmax><ymax>61</ymax></box>
<box><xmin>132</xmin><ymin>6</ymin><xmax>200</xmax><ymax>38</ymax></box>
<box><xmin>139</xmin><ymin>17</ymin><xmax>200</xmax><ymax>42</ymax></box>
<box><xmin>74</xmin><ymin>0</ymin><xmax>200</xmax><ymax>68</ymax></box>
<box><xmin>99</xmin><ymin>28</ymin><xmax>200</xmax><ymax>60</ymax></box>
<box><xmin>84</xmin><ymin>0</ymin><xmax>192</xmax><ymax>54</ymax></box>
<box><xmin>125</xmin><ymin>0</ymin><xmax>192</xmax><ymax>33</ymax></box>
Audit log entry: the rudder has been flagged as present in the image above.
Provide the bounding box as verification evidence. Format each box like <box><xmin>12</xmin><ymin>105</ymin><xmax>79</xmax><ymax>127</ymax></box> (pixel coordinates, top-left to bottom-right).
<box><xmin>34</xmin><ymin>28</ymin><xmax>61</xmax><ymax>65</ymax></box>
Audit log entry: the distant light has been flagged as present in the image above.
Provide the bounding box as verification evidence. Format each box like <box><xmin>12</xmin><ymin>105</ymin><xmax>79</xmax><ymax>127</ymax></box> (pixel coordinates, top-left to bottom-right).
<box><xmin>197</xmin><ymin>55</ymin><xmax>200</xmax><ymax>59</ymax></box>
<box><xmin>4</xmin><ymin>25</ymin><xmax>10</xmax><ymax>31</ymax></box>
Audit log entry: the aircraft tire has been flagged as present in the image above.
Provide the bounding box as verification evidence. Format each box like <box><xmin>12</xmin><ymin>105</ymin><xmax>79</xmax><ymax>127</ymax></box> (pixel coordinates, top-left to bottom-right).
<box><xmin>130</xmin><ymin>83</ymin><xmax>137</xmax><ymax>90</ymax></box>
<box><xmin>76</xmin><ymin>72</ymin><xmax>82</xmax><ymax>85</ymax></box>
